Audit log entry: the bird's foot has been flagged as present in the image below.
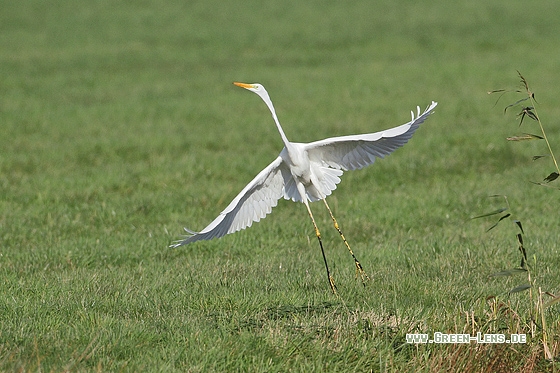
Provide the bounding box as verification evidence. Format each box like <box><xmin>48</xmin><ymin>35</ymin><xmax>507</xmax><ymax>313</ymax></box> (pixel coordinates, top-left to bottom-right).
<box><xmin>354</xmin><ymin>261</ymin><xmax>370</xmax><ymax>286</ymax></box>
<box><xmin>329</xmin><ymin>275</ymin><xmax>338</xmax><ymax>295</ymax></box>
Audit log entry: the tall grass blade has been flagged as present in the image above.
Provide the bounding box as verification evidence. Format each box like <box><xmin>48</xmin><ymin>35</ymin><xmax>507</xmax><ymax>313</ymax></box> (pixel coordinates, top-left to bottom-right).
<box><xmin>543</xmin><ymin>172</ymin><xmax>559</xmax><ymax>183</ymax></box>
<box><xmin>503</xmin><ymin>97</ymin><xmax>530</xmax><ymax>113</ymax></box>
<box><xmin>513</xmin><ymin>220</ymin><xmax>524</xmax><ymax>234</ymax></box>
<box><xmin>471</xmin><ymin>208</ymin><xmax>507</xmax><ymax>219</ymax></box>
<box><xmin>506</xmin><ymin>134</ymin><xmax>543</xmax><ymax>141</ymax></box>
<box><xmin>490</xmin><ymin>268</ymin><xmax>527</xmax><ymax>277</ymax></box>
<box><xmin>543</xmin><ymin>294</ymin><xmax>560</xmax><ymax>308</ymax></box>
<box><xmin>486</xmin><ymin>213</ymin><xmax>511</xmax><ymax>231</ymax></box>
<box><xmin>509</xmin><ymin>284</ymin><xmax>531</xmax><ymax>294</ymax></box>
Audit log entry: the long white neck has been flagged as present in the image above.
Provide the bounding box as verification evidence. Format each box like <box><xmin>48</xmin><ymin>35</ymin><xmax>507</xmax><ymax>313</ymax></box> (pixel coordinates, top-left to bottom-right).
<box><xmin>258</xmin><ymin>90</ymin><xmax>290</xmax><ymax>146</ymax></box>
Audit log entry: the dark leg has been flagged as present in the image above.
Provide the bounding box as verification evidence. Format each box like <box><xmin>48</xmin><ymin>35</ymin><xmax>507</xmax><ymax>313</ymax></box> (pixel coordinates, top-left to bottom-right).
<box><xmin>323</xmin><ymin>198</ymin><xmax>370</xmax><ymax>285</ymax></box>
<box><xmin>303</xmin><ymin>201</ymin><xmax>337</xmax><ymax>294</ymax></box>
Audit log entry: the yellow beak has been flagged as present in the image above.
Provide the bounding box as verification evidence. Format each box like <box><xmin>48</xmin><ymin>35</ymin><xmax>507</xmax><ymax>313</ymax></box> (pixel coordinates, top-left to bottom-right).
<box><xmin>233</xmin><ymin>82</ymin><xmax>254</xmax><ymax>89</ymax></box>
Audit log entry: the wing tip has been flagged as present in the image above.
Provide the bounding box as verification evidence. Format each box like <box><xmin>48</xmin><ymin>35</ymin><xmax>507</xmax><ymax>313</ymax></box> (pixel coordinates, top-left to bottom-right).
<box><xmin>428</xmin><ymin>101</ymin><xmax>438</xmax><ymax>112</ymax></box>
<box><xmin>169</xmin><ymin>227</ymin><xmax>199</xmax><ymax>248</ymax></box>
<box><xmin>411</xmin><ymin>101</ymin><xmax>437</xmax><ymax>122</ymax></box>
<box><xmin>414</xmin><ymin>101</ymin><xmax>438</xmax><ymax>120</ymax></box>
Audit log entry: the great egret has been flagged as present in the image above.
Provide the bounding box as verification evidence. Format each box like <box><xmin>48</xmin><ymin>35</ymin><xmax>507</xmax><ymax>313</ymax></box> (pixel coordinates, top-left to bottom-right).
<box><xmin>173</xmin><ymin>82</ymin><xmax>437</xmax><ymax>293</ymax></box>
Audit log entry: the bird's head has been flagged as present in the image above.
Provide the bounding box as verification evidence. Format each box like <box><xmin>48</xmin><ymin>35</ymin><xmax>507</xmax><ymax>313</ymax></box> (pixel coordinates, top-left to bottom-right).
<box><xmin>233</xmin><ymin>82</ymin><xmax>276</xmax><ymax>115</ymax></box>
<box><xmin>233</xmin><ymin>82</ymin><xmax>263</xmax><ymax>92</ymax></box>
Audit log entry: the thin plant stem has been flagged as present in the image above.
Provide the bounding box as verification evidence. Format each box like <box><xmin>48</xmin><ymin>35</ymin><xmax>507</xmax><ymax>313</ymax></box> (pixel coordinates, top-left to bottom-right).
<box><xmin>520</xmin><ymin>72</ymin><xmax>560</xmax><ymax>174</ymax></box>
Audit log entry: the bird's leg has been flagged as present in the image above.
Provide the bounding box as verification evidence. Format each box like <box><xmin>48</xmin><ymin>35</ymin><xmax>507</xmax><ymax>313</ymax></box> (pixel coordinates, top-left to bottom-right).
<box><xmin>322</xmin><ymin>198</ymin><xmax>370</xmax><ymax>285</ymax></box>
<box><xmin>303</xmin><ymin>201</ymin><xmax>337</xmax><ymax>294</ymax></box>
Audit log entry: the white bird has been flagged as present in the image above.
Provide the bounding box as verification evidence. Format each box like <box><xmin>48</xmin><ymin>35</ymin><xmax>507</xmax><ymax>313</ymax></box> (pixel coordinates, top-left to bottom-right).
<box><xmin>173</xmin><ymin>82</ymin><xmax>437</xmax><ymax>293</ymax></box>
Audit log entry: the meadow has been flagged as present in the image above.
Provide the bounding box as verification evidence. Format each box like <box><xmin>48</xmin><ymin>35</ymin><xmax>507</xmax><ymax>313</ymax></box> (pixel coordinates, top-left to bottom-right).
<box><xmin>1</xmin><ymin>0</ymin><xmax>560</xmax><ymax>371</ymax></box>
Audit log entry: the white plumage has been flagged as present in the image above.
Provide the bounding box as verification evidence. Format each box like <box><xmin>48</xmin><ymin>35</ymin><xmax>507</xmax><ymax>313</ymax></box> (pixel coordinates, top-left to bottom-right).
<box><xmin>172</xmin><ymin>82</ymin><xmax>436</xmax><ymax>292</ymax></box>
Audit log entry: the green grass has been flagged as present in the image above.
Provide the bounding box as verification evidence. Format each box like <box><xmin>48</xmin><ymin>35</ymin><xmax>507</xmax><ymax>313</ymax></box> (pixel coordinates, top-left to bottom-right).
<box><xmin>1</xmin><ymin>0</ymin><xmax>560</xmax><ymax>371</ymax></box>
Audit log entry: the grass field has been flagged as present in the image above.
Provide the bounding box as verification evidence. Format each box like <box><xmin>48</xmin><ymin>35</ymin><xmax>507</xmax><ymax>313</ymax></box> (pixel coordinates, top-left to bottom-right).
<box><xmin>2</xmin><ymin>0</ymin><xmax>560</xmax><ymax>371</ymax></box>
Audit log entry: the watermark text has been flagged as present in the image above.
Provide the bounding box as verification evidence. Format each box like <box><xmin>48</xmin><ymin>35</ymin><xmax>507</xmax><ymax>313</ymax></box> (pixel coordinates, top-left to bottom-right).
<box><xmin>406</xmin><ymin>332</ymin><xmax>526</xmax><ymax>344</ymax></box>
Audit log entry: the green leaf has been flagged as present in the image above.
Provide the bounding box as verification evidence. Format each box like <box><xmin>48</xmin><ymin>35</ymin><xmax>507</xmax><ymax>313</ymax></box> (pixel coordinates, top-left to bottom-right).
<box><xmin>471</xmin><ymin>208</ymin><xmax>507</xmax><ymax>220</ymax></box>
<box><xmin>486</xmin><ymin>213</ymin><xmax>511</xmax><ymax>232</ymax></box>
<box><xmin>544</xmin><ymin>294</ymin><xmax>560</xmax><ymax>308</ymax></box>
<box><xmin>503</xmin><ymin>97</ymin><xmax>530</xmax><ymax>113</ymax></box>
<box><xmin>506</xmin><ymin>133</ymin><xmax>543</xmax><ymax>141</ymax></box>
<box><xmin>543</xmin><ymin>172</ymin><xmax>559</xmax><ymax>183</ymax></box>
<box><xmin>509</xmin><ymin>284</ymin><xmax>531</xmax><ymax>294</ymax></box>
<box><xmin>513</xmin><ymin>220</ymin><xmax>524</xmax><ymax>234</ymax></box>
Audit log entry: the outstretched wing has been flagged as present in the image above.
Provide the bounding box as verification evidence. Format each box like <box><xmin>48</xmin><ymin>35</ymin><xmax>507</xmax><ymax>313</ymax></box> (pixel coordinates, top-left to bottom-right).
<box><xmin>305</xmin><ymin>101</ymin><xmax>437</xmax><ymax>171</ymax></box>
<box><xmin>172</xmin><ymin>156</ymin><xmax>289</xmax><ymax>247</ymax></box>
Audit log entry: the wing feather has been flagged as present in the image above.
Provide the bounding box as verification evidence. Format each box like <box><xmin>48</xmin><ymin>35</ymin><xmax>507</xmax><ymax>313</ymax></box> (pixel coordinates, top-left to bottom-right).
<box><xmin>305</xmin><ymin>101</ymin><xmax>437</xmax><ymax>171</ymax></box>
<box><xmin>173</xmin><ymin>101</ymin><xmax>437</xmax><ymax>246</ymax></box>
<box><xmin>172</xmin><ymin>156</ymin><xmax>288</xmax><ymax>247</ymax></box>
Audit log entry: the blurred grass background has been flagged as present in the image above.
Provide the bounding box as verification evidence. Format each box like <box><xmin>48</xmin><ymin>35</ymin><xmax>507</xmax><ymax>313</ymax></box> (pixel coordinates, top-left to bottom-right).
<box><xmin>1</xmin><ymin>0</ymin><xmax>560</xmax><ymax>371</ymax></box>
